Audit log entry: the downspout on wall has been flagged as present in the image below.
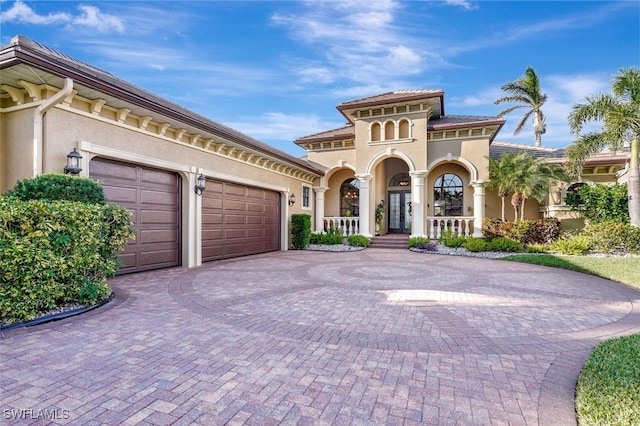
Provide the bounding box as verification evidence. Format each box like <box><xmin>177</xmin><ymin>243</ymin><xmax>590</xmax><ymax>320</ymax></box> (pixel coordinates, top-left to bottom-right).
<box><xmin>33</xmin><ymin>77</ymin><xmax>73</xmax><ymax>176</ymax></box>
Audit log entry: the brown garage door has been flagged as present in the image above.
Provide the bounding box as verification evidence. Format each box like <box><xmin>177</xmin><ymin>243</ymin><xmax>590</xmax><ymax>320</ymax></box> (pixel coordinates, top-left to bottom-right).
<box><xmin>90</xmin><ymin>158</ymin><xmax>181</xmax><ymax>274</ymax></box>
<box><xmin>202</xmin><ymin>179</ymin><xmax>280</xmax><ymax>262</ymax></box>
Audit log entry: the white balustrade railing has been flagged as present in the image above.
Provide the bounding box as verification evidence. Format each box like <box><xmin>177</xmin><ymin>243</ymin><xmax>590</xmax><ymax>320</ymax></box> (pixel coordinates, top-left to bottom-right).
<box><xmin>323</xmin><ymin>217</ymin><xmax>360</xmax><ymax>236</ymax></box>
<box><xmin>426</xmin><ymin>216</ymin><xmax>474</xmax><ymax>239</ymax></box>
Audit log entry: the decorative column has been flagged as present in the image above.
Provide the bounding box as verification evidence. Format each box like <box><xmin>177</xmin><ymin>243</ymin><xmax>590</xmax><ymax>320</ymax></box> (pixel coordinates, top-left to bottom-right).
<box><xmin>410</xmin><ymin>171</ymin><xmax>428</xmax><ymax>237</ymax></box>
<box><xmin>471</xmin><ymin>180</ymin><xmax>487</xmax><ymax>238</ymax></box>
<box><xmin>188</xmin><ymin>169</ymin><xmax>203</xmax><ymax>268</ymax></box>
<box><xmin>355</xmin><ymin>174</ymin><xmax>372</xmax><ymax>237</ymax></box>
<box><xmin>313</xmin><ymin>186</ymin><xmax>327</xmax><ymax>233</ymax></box>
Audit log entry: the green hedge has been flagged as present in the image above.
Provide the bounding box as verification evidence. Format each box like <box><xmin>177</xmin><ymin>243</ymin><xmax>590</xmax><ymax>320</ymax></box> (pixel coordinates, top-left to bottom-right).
<box><xmin>583</xmin><ymin>222</ymin><xmax>640</xmax><ymax>255</ymax></box>
<box><xmin>291</xmin><ymin>214</ymin><xmax>311</xmax><ymax>249</ymax></box>
<box><xmin>482</xmin><ymin>218</ymin><xmax>560</xmax><ymax>244</ymax></box>
<box><xmin>5</xmin><ymin>173</ymin><xmax>106</xmax><ymax>204</ymax></box>
<box><xmin>0</xmin><ymin>198</ymin><xmax>134</xmax><ymax>326</ymax></box>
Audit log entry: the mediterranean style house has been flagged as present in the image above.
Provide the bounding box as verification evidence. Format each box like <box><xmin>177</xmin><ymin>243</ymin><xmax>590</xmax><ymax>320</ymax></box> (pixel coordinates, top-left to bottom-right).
<box><xmin>1</xmin><ymin>36</ymin><xmax>631</xmax><ymax>274</ymax></box>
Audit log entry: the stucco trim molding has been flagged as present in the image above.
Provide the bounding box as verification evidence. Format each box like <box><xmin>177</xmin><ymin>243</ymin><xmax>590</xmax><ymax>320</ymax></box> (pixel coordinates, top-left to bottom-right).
<box><xmin>79</xmin><ymin>141</ymin><xmax>192</xmax><ymax>174</ymax></box>
<box><xmin>427</xmin><ymin>154</ymin><xmax>479</xmax><ymax>182</ymax></box>
<box><xmin>366</xmin><ymin>148</ymin><xmax>416</xmax><ymax>175</ymax></box>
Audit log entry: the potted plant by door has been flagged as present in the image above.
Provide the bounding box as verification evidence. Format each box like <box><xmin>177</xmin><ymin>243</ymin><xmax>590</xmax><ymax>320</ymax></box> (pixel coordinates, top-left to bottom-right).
<box><xmin>375</xmin><ymin>200</ymin><xmax>385</xmax><ymax>235</ymax></box>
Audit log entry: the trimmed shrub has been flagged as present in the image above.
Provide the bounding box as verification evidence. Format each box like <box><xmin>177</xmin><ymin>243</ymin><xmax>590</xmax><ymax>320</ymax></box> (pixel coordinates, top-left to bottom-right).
<box><xmin>549</xmin><ymin>235</ymin><xmax>593</xmax><ymax>255</ymax></box>
<box><xmin>4</xmin><ymin>173</ymin><xmax>106</xmax><ymax>204</ymax></box>
<box><xmin>291</xmin><ymin>214</ymin><xmax>311</xmax><ymax>249</ymax></box>
<box><xmin>0</xmin><ymin>198</ymin><xmax>133</xmax><ymax>326</ymax></box>
<box><xmin>482</xmin><ymin>218</ymin><xmax>560</xmax><ymax>244</ymax></box>
<box><xmin>347</xmin><ymin>234</ymin><xmax>370</xmax><ymax>247</ymax></box>
<box><xmin>407</xmin><ymin>236</ymin><xmax>430</xmax><ymax>248</ymax></box>
<box><xmin>462</xmin><ymin>237</ymin><xmax>487</xmax><ymax>252</ymax></box>
<box><xmin>439</xmin><ymin>229</ymin><xmax>467</xmax><ymax>248</ymax></box>
<box><xmin>310</xmin><ymin>228</ymin><xmax>344</xmax><ymax>245</ymax></box>
<box><xmin>463</xmin><ymin>238</ymin><xmax>487</xmax><ymax>252</ymax></box>
<box><xmin>486</xmin><ymin>237</ymin><xmax>523</xmax><ymax>252</ymax></box>
<box><xmin>583</xmin><ymin>222</ymin><xmax>640</xmax><ymax>255</ymax></box>
<box><xmin>526</xmin><ymin>243</ymin><xmax>549</xmax><ymax>253</ymax></box>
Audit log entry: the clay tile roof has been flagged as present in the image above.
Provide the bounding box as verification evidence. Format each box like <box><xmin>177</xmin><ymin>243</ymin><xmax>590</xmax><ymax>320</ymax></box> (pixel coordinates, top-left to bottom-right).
<box><xmin>428</xmin><ymin>115</ymin><xmax>504</xmax><ymax>129</ymax></box>
<box><xmin>489</xmin><ymin>141</ymin><xmax>566</xmax><ymax>159</ymax></box>
<box><xmin>295</xmin><ymin>125</ymin><xmax>355</xmax><ymax>144</ymax></box>
<box><xmin>337</xmin><ymin>89</ymin><xmax>444</xmax><ymax>109</ymax></box>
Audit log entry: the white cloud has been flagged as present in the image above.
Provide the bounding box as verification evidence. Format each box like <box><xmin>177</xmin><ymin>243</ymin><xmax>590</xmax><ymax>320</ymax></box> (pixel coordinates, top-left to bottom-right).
<box><xmin>226</xmin><ymin>112</ymin><xmax>343</xmax><ymax>142</ymax></box>
<box><xmin>0</xmin><ymin>0</ymin><xmax>69</xmax><ymax>25</ymax></box>
<box><xmin>444</xmin><ymin>0</ymin><xmax>478</xmax><ymax>11</ymax></box>
<box><xmin>73</xmin><ymin>5</ymin><xmax>124</xmax><ymax>33</ymax></box>
<box><xmin>272</xmin><ymin>1</ymin><xmax>435</xmax><ymax>87</ymax></box>
<box><xmin>0</xmin><ymin>0</ymin><xmax>124</xmax><ymax>33</ymax></box>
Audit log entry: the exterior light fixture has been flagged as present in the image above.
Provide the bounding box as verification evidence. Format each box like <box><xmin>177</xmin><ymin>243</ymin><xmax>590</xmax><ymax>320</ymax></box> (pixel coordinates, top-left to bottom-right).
<box><xmin>288</xmin><ymin>193</ymin><xmax>296</xmax><ymax>206</ymax></box>
<box><xmin>194</xmin><ymin>173</ymin><xmax>206</xmax><ymax>195</ymax></box>
<box><xmin>64</xmin><ymin>148</ymin><xmax>83</xmax><ymax>175</ymax></box>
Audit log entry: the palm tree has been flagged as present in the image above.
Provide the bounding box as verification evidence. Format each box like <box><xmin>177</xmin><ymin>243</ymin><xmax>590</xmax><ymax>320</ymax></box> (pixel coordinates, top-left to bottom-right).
<box><xmin>489</xmin><ymin>151</ymin><xmax>567</xmax><ymax>221</ymax></box>
<box><xmin>515</xmin><ymin>157</ymin><xmax>567</xmax><ymax>220</ymax></box>
<box><xmin>495</xmin><ymin>66</ymin><xmax>548</xmax><ymax>147</ymax></box>
<box><xmin>487</xmin><ymin>152</ymin><xmax>520</xmax><ymax>221</ymax></box>
<box><xmin>567</xmin><ymin>67</ymin><xmax>640</xmax><ymax>227</ymax></box>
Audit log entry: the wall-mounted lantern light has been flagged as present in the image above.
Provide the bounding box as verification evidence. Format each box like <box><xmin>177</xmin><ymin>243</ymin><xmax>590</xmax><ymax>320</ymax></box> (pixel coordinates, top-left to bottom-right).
<box><xmin>288</xmin><ymin>193</ymin><xmax>296</xmax><ymax>206</ymax></box>
<box><xmin>64</xmin><ymin>148</ymin><xmax>83</xmax><ymax>175</ymax></box>
<box><xmin>194</xmin><ymin>173</ymin><xmax>206</xmax><ymax>195</ymax></box>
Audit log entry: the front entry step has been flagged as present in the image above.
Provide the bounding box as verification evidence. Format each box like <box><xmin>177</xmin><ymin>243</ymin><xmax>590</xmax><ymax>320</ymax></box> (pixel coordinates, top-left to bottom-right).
<box><xmin>369</xmin><ymin>234</ymin><xmax>409</xmax><ymax>249</ymax></box>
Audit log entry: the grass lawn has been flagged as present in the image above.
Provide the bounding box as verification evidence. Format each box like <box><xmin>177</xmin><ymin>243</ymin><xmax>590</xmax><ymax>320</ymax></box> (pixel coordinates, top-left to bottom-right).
<box><xmin>503</xmin><ymin>254</ymin><xmax>640</xmax><ymax>290</ymax></box>
<box><xmin>502</xmin><ymin>254</ymin><xmax>640</xmax><ymax>425</ymax></box>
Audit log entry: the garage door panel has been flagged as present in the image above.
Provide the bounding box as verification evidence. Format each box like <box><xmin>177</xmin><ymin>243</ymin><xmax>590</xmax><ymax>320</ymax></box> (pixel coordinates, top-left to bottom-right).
<box><xmin>203</xmin><ymin>213</ymin><xmax>223</xmax><ymax>224</ymax></box>
<box><xmin>225</xmin><ymin>214</ymin><xmax>247</xmax><ymax>225</ymax></box>
<box><xmin>203</xmin><ymin>197</ymin><xmax>222</xmax><ymax>209</ymax></box>
<box><xmin>102</xmin><ymin>186</ymin><xmax>137</xmax><ymax>204</ymax></box>
<box><xmin>140</xmin><ymin>209</ymin><xmax>179</xmax><ymax>224</ymax></box>
<box><xmin>141</xmin><ymin>169</ymin><xmax>177</xmax><ymax>186</ymax></box>
<box><xmin>90</xmin><ymin>158</ymin><xmax>181</xmax><ymax>274</ymax></box>
<box><xmin>140</xmin><ymin>249</ymin><xmax>178</xmax><ymax>267</ymax></box>
<box><xmin>139</xmin><ymin>229</ymin><xmax>178</xmax><ymax>244</ymax></box>
<box><xmin>202</xmin><ymin>178</ymin><xmax>280</xmax><ymax>262</ymax></box>
<box><xmin>247</xmin><ymin>203</ymin><xmax>264</xmax><ymax>212</ymax></box>
<box><xmin>246</xmin><ymin>188</ymin><xmax>264</xmax><ymax>199</ymax></box>
<box><xmin>225</xmin><ymin>200</ymin><xmax>246</xmax><ymax>211</ymax></box>
<box><xmin>225</xmin><ymin>184</ymin><xmax>246</xmax><ymax>196</ymax></box>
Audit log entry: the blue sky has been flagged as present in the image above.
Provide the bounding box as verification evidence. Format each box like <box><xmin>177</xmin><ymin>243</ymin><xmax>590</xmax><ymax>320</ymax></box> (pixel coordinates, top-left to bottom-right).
<box><xmin>1</xmin><ymin>1</ymin><xmax>638</xmax><ymax>157</ymax></box>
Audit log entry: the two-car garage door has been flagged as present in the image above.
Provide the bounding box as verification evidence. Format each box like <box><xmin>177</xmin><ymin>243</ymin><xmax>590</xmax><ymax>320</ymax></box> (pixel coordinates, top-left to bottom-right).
<box><xmin>90</xmin><ymin>158</ymin><xmax>281</xmax><ymax>273</ymax></box>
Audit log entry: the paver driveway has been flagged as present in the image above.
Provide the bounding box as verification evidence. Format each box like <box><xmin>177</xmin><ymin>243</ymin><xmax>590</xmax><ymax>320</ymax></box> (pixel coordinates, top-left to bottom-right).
<box><xmin>2</xmin><ymin>249</ymin><xmax>640</xmax><ymax>425</ymax></box>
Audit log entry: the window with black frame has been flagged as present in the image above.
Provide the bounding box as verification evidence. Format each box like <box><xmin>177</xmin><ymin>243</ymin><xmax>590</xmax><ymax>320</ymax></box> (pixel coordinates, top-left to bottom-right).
<box><xmin>340</xmin><ymin>178</ymin><xmax>359</xmax><ymax>216</ymax></box>
<box><xmin>433</xmin><ymin>173</ymin><xmax>463</xmax><ymax>216</ymax></box>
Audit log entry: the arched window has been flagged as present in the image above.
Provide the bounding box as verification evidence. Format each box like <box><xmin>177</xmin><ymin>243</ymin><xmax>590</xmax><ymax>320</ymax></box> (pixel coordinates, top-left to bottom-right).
<box><xmin>565</xmin><ymin>182</ymin><xmax>586</xmax><ymax>205</ymax></box>
<box><xmin>371</xmin><ymin>122</ymin><xmax>381</xmax><ymax>141</ymax></box>
<box><xmin>340</xmin><ymin>178</ymin><xmax>360</xmax><ymax>216</ymax></box>
<box><xmin>398</xmin><ymin>119</ymin><xmax>410</xmax><ymax>139</ymax></box>
<box><xmin>434</xmin><ymin>173</ymin><xmax>463</xmax><ymax>216</ymax></box>
<box><xmin>389</xmin><ymin>173</ymin><xmax>410</xmax><ymax>187</ymax></box>
<box><xmin>384</xmin><ymin>121</ymin><xmax>394</xmax><ymax>140</ymax></box>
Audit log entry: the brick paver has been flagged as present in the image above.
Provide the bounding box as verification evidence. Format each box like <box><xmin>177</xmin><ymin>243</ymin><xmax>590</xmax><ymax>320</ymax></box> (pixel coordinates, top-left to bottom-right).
<box><xmin>2</xmin><ymin>249</ymin><xmax>639</xmax><ymax>425</ymax></box>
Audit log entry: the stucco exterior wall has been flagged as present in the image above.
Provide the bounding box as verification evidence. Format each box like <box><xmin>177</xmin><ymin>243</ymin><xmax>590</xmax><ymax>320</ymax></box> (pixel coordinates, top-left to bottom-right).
<box><xmin>42</xmin><ymin>107</ymin><xmax>308</xmax><ymax>193</ymax></box>
<box><xmin>1</xmin><ymin>108</ymin><xmax>36</xmax><ymax>192</ymax></box>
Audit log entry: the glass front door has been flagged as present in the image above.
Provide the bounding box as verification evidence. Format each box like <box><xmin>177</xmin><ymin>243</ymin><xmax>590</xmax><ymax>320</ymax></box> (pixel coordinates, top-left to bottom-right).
<box><xmin>388</xmin><ymin>191</ymin><xmax>411</xmax><ymax>233</ymax></box>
